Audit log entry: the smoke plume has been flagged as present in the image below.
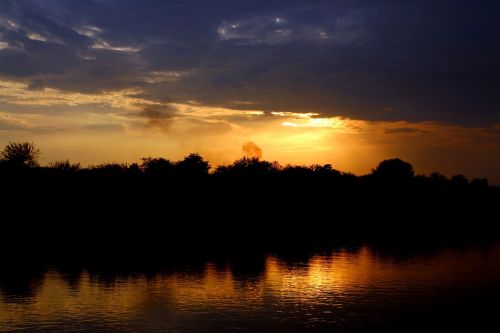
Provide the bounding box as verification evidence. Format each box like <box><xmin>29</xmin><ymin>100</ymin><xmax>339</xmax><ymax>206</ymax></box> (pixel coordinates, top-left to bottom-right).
<box><xmin>242</xmin><ymin>141</ymin><xmax>263</xmax><ymax>159</ymax></box>
<box><xmin>141</xmin><ymin>105</ymin><xmax>175</xmax><ymax>133</ymax></box>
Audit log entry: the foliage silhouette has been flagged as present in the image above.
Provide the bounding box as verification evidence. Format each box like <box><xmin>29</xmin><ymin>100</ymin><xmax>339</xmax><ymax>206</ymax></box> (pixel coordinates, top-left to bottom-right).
<box><xmin>0</xmin><ymin>141</ymin><xmax>40</xmax><ymax>168</ymax></box>
<box><xmin>214</xmin><ymin>157</ymin><xmax>281</xmax><ymax>177</ymax></box>
<box><xmin>471</xmin><ymin>178</ymin><xmax>488</xmax><ymax>189</ymax></box>
<box><xmin>430</xmin><ymin>172</ymin><xmax>448</xmax><ymax>189</ymax></box>
<box><xmin>175</xmin><ymin>153</ymin><xmax>210</xmax><ymax>177</ymax></box>
<box><xmin>49</xmin><ymin>160</ymin><xmax>81</xmax><ymax>173</ymax></box>
<box><xmin>141</xmin><ymin>157</ymin><xmax>174</xmax><ymax>176</ymax></box>
<box><xmin>371</xmin><ymin>158</ymin><xmax>414</xmax><ymax>179</ymax></box>
<box><xmin>450</xmin><ymin>174</ymin><xmax>469</xmax><ymax>189</ymax></box>
<box><xmin>0</xmin><ymin>140</ymin><xmax>498</xmax><ymax>258</ymax></box>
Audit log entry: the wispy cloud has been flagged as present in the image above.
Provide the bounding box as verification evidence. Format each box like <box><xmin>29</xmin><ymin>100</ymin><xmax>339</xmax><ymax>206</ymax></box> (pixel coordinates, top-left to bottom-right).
<box><xmin>217</xmin><ymin>14</ymin><xmax>364</xmax><ymax>45</ymax></box>
<box><xmin>140</xmin><ymin>70</ymin><xmax>196</xmax><ymax>84</ymax></box>
<box><xmin>91</xmin><ymin>40</ymin><xmax>140</xmax><ymax>53</ymax></box>
<box><xmin>0</xmin><ymin>79</ymin><xmax>160</xmax><ymax>110</ymax></box>
<box><xmin>74</xmin><ymin>25</ymin><xmax>104</xmax><ymax>38</ymax></box>
<box><xmin>74</xmin><ymin>25</ymin><xmax>140</xmax><ymax>52</ymax></box>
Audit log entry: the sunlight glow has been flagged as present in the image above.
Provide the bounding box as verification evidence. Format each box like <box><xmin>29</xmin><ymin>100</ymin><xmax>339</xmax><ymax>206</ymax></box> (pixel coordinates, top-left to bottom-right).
<box><xmin>279</xmin><ymin>113</ymin><xmax>346</xmax><ymax>129</ymax></box>
<box><xmin>0</xmin><ymin>77</ymin><xmax>498</xmax><ymax>182</ymax></box>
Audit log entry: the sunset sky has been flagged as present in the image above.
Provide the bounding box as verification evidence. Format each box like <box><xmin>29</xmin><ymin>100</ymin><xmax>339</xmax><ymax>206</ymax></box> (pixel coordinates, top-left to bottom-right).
<box><xmin>0</xmin><ymin>0</ymin><xmax>499</xmax><ymax>182</ymax></box>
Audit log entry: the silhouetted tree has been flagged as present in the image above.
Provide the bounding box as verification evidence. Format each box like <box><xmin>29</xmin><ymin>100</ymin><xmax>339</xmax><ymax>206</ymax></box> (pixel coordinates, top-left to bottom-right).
<box><xmin>127</xmin><ymin>162</ymin><xmax>142</xmax><ymax>176</ymax></box>
<box><xmin>49</xmin><ymin>160</ymin><xmax>81</xmax><ymax>173</ymax></box>
<box><xmin>281</xmin><ymin>165</ymin><xmax>315</xmax><ymax>177</ymax></box>
<box><xmin>175</xmin><ymin>153</ymin><xmax>210</xmax><ymax>177</ymax></box>
<box><xmin>429</xmin><ymin>172</ymin><xmax>448</xmax><ymax>189</ymax></box>
<box><xmin>215</xmin><ymin>157</ymin><xmax>281</xmax><ymax>177</ymax></box>
<box><xmin>450</xmin><ymin>174</ymin><xmax>469</xmax><ymax>190</ymax></box>
<box><xmin>88</xmin><ymin>163</ymin><xmax>128</xmax><ymax>177</ymax></box>
<box><xmin>311</xmin><ymin>164</ymin><xmax>341</xmax><ymax>177</ymax></box>
<box><xmin>0</xmin><ymin>141</ymin><xmax>40</xmax><ymax>168</ymax></box>
<box><xmin>470</xmin><ymin>178</ymin><xmax>488</xmax><ymax>189</ymax></box>
<box><xmin>141</xmin><ymin>157</ymin><xmax>174</xmax><ymax>176</ymax></box>
<box><xmin>372</xmin><ymin>158</ymin><xmax>415</xmax><ymax>180</ymax></box>
<box><xmin>281</xmin><ymin>164</ymin><xmax>342</xmax><ymax>178</ymax></box>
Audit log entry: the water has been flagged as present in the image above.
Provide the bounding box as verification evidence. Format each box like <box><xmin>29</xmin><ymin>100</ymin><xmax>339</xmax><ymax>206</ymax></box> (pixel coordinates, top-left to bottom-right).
<box><xmin>1</xmin><ymin>243</ymin><xmax>500</xmax><ymax>332</ymax></box>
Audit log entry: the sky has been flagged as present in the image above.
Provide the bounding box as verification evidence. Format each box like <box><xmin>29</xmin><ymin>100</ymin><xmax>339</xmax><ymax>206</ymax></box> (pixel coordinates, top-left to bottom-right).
<box><xmin>0</xmin><ymin>0</ymin><xmax>499</xmax><ymax>182</ymax></box>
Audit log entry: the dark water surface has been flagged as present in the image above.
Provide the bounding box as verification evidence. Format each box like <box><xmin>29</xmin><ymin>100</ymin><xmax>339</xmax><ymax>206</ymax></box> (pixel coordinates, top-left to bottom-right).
<box><xmin>1</xmin><ymin>242</ymin><xmax>500</xmax><ymax>332</ymax></box>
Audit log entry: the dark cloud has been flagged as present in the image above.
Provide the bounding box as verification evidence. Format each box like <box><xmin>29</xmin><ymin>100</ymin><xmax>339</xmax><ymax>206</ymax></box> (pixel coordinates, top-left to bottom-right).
<box><xmin>27</xmin><ymin>79</ymin><xmax>45</xmax><ymax>91</ymax></box>
<box><xmin>385</xmin><ymin>128</ymin><xmax>420</xmax><ymax>135</ymax></box>
<box><xmin>140</xmin><ymin>105</ymin><xmax>177</xmax><ymax>133</ymax></box>
<box><xmin>0</xmin><ymin>0</ymin><xmax>498</xmax><ymax>125</ymax></box>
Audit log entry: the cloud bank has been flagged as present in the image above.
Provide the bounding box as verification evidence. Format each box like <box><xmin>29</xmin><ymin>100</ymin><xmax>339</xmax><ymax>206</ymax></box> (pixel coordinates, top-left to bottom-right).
<box><xmin>0</xmin><ymin>0</ymin><xmax>499</xmax><ymax>183</ymax></box>
<box><xmin>0</xmin><ymin>0</ymin><xmax>498</xmax><ymax>125</ymax></box>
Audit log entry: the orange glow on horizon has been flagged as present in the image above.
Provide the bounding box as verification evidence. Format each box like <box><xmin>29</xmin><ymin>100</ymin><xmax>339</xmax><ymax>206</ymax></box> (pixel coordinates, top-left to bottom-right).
<box><xmin>0</xmin><ymin>78</ymin><xmax>499</xmax><ymax>182</ymax></box>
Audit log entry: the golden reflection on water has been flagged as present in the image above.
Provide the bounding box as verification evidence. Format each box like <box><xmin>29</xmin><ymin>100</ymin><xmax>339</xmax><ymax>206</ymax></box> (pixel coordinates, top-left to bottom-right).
<box><xmin>1</xmin><ymin>244</ymin><xmax>500</xmax><ymax>331</ymax></box>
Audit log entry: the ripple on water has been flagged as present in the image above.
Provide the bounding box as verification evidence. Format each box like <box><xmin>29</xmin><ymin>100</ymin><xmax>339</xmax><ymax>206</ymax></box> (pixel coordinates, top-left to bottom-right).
<box><xmin>1</xmin><ymin>243</ymin><xmax>500</xmax><ymax>332</ymax></box>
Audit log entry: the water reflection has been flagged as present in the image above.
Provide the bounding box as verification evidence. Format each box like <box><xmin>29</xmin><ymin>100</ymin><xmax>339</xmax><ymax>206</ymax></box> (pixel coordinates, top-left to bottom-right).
<box><xmin>1</xmin><ymin>244</ymin><xmax>500</xmax><ymax>332</ymax></box>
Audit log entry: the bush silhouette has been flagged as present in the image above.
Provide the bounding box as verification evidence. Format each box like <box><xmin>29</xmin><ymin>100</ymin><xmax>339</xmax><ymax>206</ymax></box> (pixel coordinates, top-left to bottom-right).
<box><xmin>141</xmin><ymin>157</ymin><xmax>174</xmax><ymax>176</ymax></box>
<box><xmin>0</xmin><ymin>141</ymin><xmax>40</xmax><ymax>168</ymax></box>
<box><xmin>429</xmin><ymin>172</ymin><xmax>448</xmax><ymax>189</ymax></box>
<box><xmin>87</xmin><ymin>163</ymin><xmax>128</xmax><ymax>177</ymax></box>
<box><xmin>281</xmin><ymin>164</ymin><xmax>342</xmax><ymax>178</ymax></box>
<box><xmin>470</xmin><ymin>178</ymin><xmax>488</xmax><ymax>189</ymax></box>
<box><xmin>372</xmin><ymin>158</ymin><xmax>415</xmax><ymax>180</ymax></box>
<box><xmin>175</xmin><ymin>153</ymin><xmax>210</xmax><ymax>177</ymax></box>
<box><xmin>49</xmin><ymin>160</ymin><xmax>81</xmax><ymax>173</ymax></box>
<box><xmin>215</xmin><ymin>157</ymin><xmax>281</xmax><ymax>177</ymax></box>
<box><xmin>450</xmin><ymin>174</ymin><xmax>469</xmax><ymax>190</ymax></box>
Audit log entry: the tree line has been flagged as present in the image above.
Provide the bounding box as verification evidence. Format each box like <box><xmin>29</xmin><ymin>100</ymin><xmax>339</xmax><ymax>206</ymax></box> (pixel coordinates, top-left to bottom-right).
<box><xmin>0</xmin><ymin>141</ymin><xmax>493</xmax><ymax>191</ymax></box>
<box><xmin>0</xmin><ymin>141</ymin><xmax>498</xmax><ymax>260</ymax></box>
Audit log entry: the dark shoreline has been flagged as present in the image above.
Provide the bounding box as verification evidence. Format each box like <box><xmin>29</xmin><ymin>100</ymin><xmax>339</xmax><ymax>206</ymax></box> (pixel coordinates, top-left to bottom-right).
<box><xmin>1</xmin><ymin>155</ymin><xmax>498</xmax><ymax>269</ymax></box>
